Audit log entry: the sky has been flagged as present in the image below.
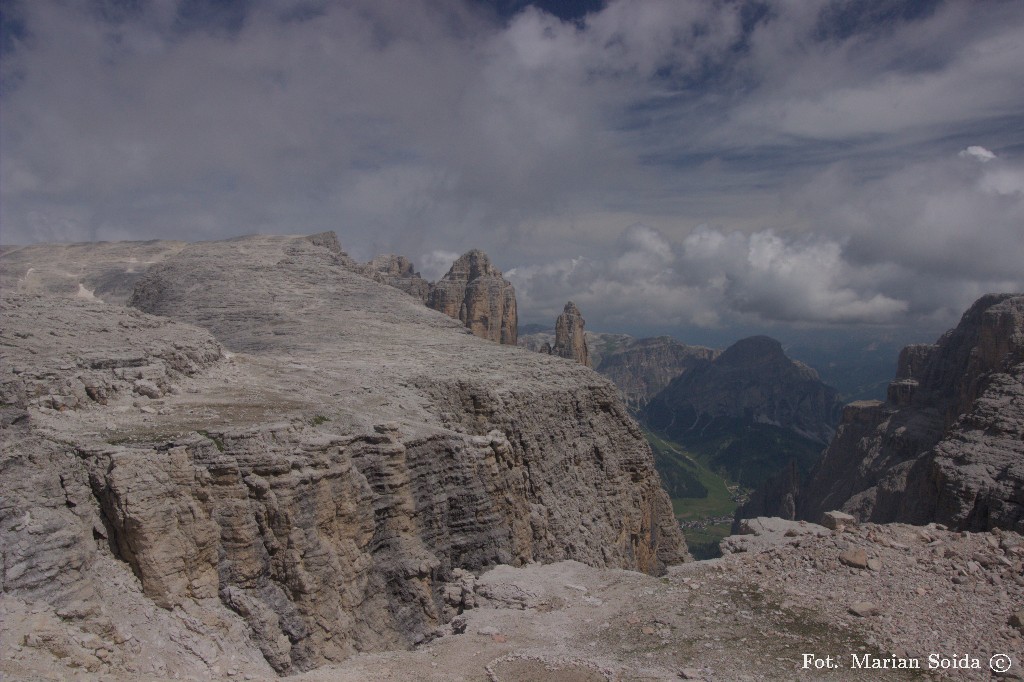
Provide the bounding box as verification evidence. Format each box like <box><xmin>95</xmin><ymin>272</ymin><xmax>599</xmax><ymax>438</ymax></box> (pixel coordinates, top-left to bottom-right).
<box><xmin>2</xmin><ymin>0</ymin><xmax>1023</xmax><ymax>346</ymax></box>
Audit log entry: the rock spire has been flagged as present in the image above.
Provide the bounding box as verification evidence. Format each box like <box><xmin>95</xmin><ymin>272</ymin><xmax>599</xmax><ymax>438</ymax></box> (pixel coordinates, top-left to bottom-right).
<box><xmin>552</xmin><ymin>301</ymin><xmax>590</xmax><ymax>367</ymax></box>
<box><xmin>427</xmin><ymin>250</ymin><xmax>518</xmax><ymax>345</ymax></box>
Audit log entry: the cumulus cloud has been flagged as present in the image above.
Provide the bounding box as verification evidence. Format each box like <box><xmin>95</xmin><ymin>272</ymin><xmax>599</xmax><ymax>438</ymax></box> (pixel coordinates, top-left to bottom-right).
<box><xmin>959</xmin><ymin>146</ymin><xmax>997</xmax><ymax>162</ymax></box>
<box><xmin>2</xmin><ymin>0</ymin><xmax>1023</xmax><ymax>334</ymax></box>
<box><xmin>509</xmin><ymin>224</ymin><xmax>910</xmax><ymax>331</ymax></box>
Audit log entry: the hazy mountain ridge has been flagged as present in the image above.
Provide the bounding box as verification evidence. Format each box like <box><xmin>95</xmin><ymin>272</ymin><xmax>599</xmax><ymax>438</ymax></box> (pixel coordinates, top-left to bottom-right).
<box><xmin>642</xmin><ymin>336</ymin><xmax>842</xmax><ymax>490</ymax></box>
<box><xmin>519</xmin><ymin>330</ymin><xmax>718</xmax><ymax>410</ymax></box>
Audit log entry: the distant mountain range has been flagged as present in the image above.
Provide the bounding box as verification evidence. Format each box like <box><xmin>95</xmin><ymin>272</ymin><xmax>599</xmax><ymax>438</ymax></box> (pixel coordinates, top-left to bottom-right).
<box><xmin>522</xmin><ymin>326</ymin><xmax>844</xmax><ymax>499</ymax></box>
<box><xmin>520</xmin><ymin>330</ymin><xmax>717</xmax><ymax>410</ymax></box>
<box><xmin>643</xmin><ymin>335</ymin><xmax>842</xmax><ymax>489</ymax></box>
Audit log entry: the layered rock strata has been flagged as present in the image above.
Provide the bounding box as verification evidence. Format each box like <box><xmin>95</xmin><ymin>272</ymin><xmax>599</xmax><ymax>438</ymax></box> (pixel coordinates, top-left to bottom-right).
<box><xmin>1</xmin><ymin>233</ymin><xmax>682</xmax><ymax>678</ymax></box>
<box><xmin>426</xmin><ymin>250</ymin><xmax>518</xmax><ymax>345</ymax></box>
<box><xmin>362</xmin><ymin>254</ymin><xmax>430</xmax><ymax>303</ymax></box>
<box><xmin>797</xmin><ymin>294</ymin><xmax>1024</xmax><ymax>532</ymax></box>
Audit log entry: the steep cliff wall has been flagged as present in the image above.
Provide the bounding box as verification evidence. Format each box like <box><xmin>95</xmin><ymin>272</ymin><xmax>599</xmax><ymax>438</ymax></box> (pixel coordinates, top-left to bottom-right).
<box><xmin>426</xmin><ymin>250</ymin><xmax>518</xmax><ymax>345</ymax></box>
<box><xmin>798</xmin><ymin>294</ymin><xmax>1024</xmax><ymax>532</ymax></box>
<box><xmin>0</xmin><ymin>234</ymin><xmax>683</xmax><ymax>678</ymax></box>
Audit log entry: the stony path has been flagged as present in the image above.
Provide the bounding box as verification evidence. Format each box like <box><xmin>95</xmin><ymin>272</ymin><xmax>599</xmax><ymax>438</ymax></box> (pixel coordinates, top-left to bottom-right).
<box><xmin>287</xmin><ymin>519</ymin><xmax>1022</xmax><ymax>681</ymax></box>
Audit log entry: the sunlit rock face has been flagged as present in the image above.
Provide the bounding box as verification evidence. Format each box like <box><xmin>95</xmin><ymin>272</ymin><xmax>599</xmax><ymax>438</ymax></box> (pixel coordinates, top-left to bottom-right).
<box><xmin>551</xmin><ymin>301</ymin><xmax>590</xmax><ymax>367</ymax></box>
<box><xmin>427</xmin><ymin>249</ymin><xmax>518</xmax><ymax>345</ymax></box>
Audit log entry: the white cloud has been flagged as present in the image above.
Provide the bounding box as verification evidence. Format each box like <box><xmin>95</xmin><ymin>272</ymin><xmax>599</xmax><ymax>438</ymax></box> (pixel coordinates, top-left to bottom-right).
<box><xmin>509</xmin><ymin>224</ymin><xmax>911</xmax><ymax>330</ymax></box>
<box><xmin>1</xmin><ymin>0</ymin><xmax>1023</xmax><ymax>336</ymax></box>
<box><xmin>959</xmin><ymin>145</ymin><xmax>997</xmax><ymax>162</ymax></box>
<box><xmin>418</xmin><ymin>249</ymin><xmax>463</xmax><ymax>281</ymax></box>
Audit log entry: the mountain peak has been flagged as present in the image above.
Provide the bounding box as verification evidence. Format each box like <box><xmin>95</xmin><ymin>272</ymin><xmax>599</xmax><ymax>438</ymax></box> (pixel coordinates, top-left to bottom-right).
<box><xmin>716</xmin><ymin>335</ymin><xmax>786</xmax><ymax>366</ymax></box>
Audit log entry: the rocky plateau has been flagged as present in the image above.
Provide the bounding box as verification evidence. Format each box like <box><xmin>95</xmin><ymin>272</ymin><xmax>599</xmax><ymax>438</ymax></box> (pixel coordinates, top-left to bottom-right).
<box><xmin>3</xmin><ymin>234</ymin><xmax>1023</xmax><ymax>682</ymax></box>
<box><xmin>0</xmin><ymin>233</ymin><xmax>681</xmax><ymax>679</ymax></box>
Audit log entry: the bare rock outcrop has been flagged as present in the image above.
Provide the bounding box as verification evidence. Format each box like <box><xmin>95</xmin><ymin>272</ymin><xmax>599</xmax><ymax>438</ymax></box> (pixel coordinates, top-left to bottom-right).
<box><xmin>362</xmin><ymin>254</ymin><xmax>431</xmax><ymax>302</ymax></box>
<box><xmin>426</xmin><ymin>250</ymin><xmax>517</xmax><ymax>345</ymax></box>
<box><xmin>0</xmin><ymin>239</ymin><xmax>187</xmax><ymax>305</ymax></box>
<box><xmin>797</xmin><ymin>294</ymin><xmax>1024</xmax><ymax>532</ymax></box>
<box><xmin>545</xmin><ymin>301</ymin><xmax>590</xmax><ymax>366</ymax></box>
<box><xmin>1</xmin><ymin>233</ymin><xmax>682</xmax><ymax>679</ymax></box>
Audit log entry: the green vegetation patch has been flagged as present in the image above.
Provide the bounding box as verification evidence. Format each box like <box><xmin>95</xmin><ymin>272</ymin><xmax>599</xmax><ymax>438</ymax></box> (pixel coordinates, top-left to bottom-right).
<box><xmin>197</xmin><ymin>429</ymin><xmax>226</xmax><ymax>452</ymax></box>
<box><xmin>682</xmin><ymin>521</ymin><xmax>732</xmax><ymax>560</ymax></box>
<box><xmin>645</xmin><ymin>428</ymin><xmax>737</xmax><ymax>521</ymax></box>
<box><xmin>647</xmin><ymin>413</ymin><xmax>823</xmax><ymax>490</ymax></box>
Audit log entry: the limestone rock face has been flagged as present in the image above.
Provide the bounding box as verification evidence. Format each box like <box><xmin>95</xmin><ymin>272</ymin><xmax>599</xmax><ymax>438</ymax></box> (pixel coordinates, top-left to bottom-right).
<box><xmin>0</xmin><ymin>239</ymin><xmax>187</xmax><ymax>305</ymax></box>
<box><xmin>795</xmin><ymin>294</ymin><xmax>1024</xmax><ymax>532</ymax></box>
<box><xmin>0</xmin><ymin>233</ymin><xmax>683</xmax><ymax>678</ymax></box>
<box><xmin>427</xmin><ymin>250</ymin><xmax>517</xmax><ymax>345</ymax></box>
<box><xmin>550</xmin><ymin>301</ymin><xmax>590</xmax><ymax>367</ymax></box>
<box><xmin>363</xmin><ymin>254</ymin><xmax>431</xmax><ymax>303</ymax></box>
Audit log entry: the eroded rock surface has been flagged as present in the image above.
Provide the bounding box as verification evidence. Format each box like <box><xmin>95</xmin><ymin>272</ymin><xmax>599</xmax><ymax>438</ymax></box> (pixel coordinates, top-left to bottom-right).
<box><xmin>550</xmin><ymin>301</ymin><xmax>590</xmax><ymax>367</ymax></box>
<box><xmin>0</xmin><ymin>233</ymin><xmax>682</xmax><ymax>679</ymax></box>
<box><xmin>426</xmin><ymin>249</ymin><xmax>517</xmax><ymax>345</ymax></box>
<box><xmin>362</xmin><ymin>254</ymin><xmax>431</xmax><ymax>302</ymax></box>
<box><xmin>797</xmin><ymin>294</ymin><xmax>1024</xmax><ymax>532</ymax></box>
<box><xmin>0</xmin><ymin>239</ymin><xmax>187</xmax><ymax>305</ymax></box>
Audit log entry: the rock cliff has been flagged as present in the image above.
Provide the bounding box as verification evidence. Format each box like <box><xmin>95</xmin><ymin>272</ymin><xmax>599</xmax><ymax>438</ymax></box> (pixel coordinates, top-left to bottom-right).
<box><xmin>426</xmin><ymin>250</ymin><xmax>517</xmax><ymax>345</ymax></box>
<box><xmin>361</xmin><ymin>255</ymin><xmax>431</xmax><ymax>303</ymax></box>
<box><xmin>797</xmin><ymin>293</ymin><xmax>1024</xmax><ymax>532</ymax></box>
<box><xmin>544</xmin><ymin>301</ymin><xmax>590</xmax><ymax>366</ymax></box>
<box><xmin>0</xmin><ymin>233</ymin><xmax>683</xmax><ymax>678</ymax></box>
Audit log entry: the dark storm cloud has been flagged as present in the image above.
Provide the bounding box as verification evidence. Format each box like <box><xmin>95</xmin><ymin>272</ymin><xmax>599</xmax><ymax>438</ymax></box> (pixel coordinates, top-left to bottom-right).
<box><xmin>2</xmin><ymin>0</ymin><xmax>1022</xmax><ymax>333</ymax></box>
